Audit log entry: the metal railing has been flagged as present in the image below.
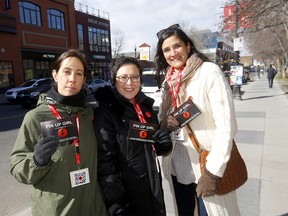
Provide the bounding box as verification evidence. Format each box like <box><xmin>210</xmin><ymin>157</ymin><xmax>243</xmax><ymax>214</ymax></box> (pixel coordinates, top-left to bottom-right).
<box><xmin>74</xmin><ymin>2</ymin><xmax>109</xmax><ymax>20</ymax></box>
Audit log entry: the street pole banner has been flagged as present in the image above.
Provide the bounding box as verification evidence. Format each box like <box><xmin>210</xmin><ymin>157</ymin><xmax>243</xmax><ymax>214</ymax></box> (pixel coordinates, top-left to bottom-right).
<box><xmin>224</xmin><ymin>5</ymin><xmax>236</xmax><ymax>30</ymax></box>
<box><xmin>224</xmin><ymin>3</ymin><xmax>253</xmax><ymax>31</ymax></box>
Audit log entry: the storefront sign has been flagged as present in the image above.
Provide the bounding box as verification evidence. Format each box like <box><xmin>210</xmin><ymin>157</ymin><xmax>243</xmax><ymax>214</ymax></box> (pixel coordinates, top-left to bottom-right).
<box><xmin>92</xmin><ymin>55</ymin><xmax>106</xmax><ymax>60</ymax></box>
<box><xmin>43</xmin><ymin>54</ymin><xmax>55</xmax><ymax>58</ymax></box>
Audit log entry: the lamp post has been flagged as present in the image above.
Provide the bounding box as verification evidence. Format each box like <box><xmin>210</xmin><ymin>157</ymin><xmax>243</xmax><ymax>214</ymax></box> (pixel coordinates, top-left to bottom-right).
<box><xmin>232</xmin><ymin>0</ymin><xmax>242</xmax><ymax>100</ymax></box>
<box><xmin>134</xmin><ymin>45</ymin><xmax>137</xmax><ymax>59</ymax></box>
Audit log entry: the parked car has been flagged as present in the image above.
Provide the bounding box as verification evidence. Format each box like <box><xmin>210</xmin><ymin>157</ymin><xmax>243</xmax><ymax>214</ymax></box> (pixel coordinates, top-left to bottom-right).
<box><xmin>5</xmin><ymin>78</ymin><xmax>52</xmax><ymax>104</ymax></box>
<box><xmin>87</xmin><ymin>78</ymin><xmax>109</xmax><ymax>94</ymax></box>
<box><xmin>141</xmin><ymin>70</ymin><xmax>164</xmax><ymax>110</ymax></box>
<box><xmin>16</xmin><ymin>78</ymin><xmax>53</xmax><ymax>108</ymax></box>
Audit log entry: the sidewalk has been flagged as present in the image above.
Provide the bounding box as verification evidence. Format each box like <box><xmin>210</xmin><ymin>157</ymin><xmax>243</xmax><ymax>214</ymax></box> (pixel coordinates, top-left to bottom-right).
<box><xmin>233</xmin><ymin>75</ymin><xmax>288</xmax><ymax>216</ymax></box>
<box><xmin>163</xmin><ymin>74</ymin><xmax>288</xmax><ymax>216</ymax></box>
<box><xmin>5</xmin><ymin>75</ymin><xmax>288</xmax><ymax>216</ymax></box>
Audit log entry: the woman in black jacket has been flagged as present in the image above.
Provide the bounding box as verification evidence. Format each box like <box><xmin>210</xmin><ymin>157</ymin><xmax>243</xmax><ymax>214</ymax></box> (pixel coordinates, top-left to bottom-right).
<box><xmin>94</xmin><ymin>57</ymin><xmax>172</xmax><ymax>215</ymax></box>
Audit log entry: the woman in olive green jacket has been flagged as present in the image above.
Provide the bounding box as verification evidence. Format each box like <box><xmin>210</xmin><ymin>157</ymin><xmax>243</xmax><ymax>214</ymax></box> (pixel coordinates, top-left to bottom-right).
<box><xmin>10</xmin><ymin>49</ymin><xmax>108</xmax><ymax>216</ymax></box>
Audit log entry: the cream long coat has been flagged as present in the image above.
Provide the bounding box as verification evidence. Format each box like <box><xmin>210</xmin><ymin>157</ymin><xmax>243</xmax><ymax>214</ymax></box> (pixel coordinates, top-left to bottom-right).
<box><xmin>159</xmin><ymin>62</ymin><xmax>241</xmax><ymax>216</ymax></box>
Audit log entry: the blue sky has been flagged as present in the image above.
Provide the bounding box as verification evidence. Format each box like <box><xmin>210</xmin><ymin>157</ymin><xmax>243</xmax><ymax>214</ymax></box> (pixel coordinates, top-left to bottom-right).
<box><xmin>80</xmin><ymin>0</ymin><xmax>226</xmax><ymax>52</ymax></box>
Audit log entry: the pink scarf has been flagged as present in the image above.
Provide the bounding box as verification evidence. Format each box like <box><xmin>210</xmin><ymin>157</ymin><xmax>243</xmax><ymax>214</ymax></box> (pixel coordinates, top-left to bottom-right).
<box><xmin>160</xmin><ymin>54</ymin><xmax>203</xmax><ymax>129</ymax></box>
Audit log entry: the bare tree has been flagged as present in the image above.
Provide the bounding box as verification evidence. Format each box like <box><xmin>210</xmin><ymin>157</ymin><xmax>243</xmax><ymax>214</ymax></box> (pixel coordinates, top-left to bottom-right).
<box><xmin>222</xmin><ymin>0</ymin><xmax>288</xmax><ymax>33</ymax></box>
<box><xmin>221</xmin><ymin>0</ymin><xmax>288</xmax><ymax>78</ymax></box>
<box><xmin>112</xmin><ymin>30</ymin><xmax>127</xmax><ymax>58</ymax></box>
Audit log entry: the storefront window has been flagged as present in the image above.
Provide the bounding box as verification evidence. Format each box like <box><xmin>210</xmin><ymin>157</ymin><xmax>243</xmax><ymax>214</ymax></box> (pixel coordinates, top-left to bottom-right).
<box><xmin>89</xmin><ymin>61</ymin><xmax>110</xmax><ymax>81</ymax></box>
<box><xmin>0</xmin><ymin>62</ymin><xmax>13</xmax><ymax>88</ymax></box>
<box><xmin>35</xmin><ymin>60</ymin><xmax>50</xmax><ymax>78</ymax></box>
<box><xmin>23</xmin><ymin>59</ymin><xmax>33</xmax><ymax>80</ymax></box>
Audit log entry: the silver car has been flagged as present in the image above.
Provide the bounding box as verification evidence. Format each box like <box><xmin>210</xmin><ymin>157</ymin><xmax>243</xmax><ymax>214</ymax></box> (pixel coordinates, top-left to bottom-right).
<box><xmin>5</xmin><ymin>78</ymin><xmax>51</xmax><ymax>103</ymax></box>
<box><xmin>87</xmin><ymin>78</ymin><xmax>109</xmax><ymax>95</ymax></box>
<box><xmin>141</xmin><ymin>70</ymin><xmax>164</xmax><ymax>111</ymax></box>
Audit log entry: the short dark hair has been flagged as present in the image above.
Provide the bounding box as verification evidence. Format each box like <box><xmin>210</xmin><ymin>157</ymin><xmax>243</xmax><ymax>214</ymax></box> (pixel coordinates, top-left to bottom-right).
<box><xmin>109</xmin><ymin>57</ymin><xmax>143</xmax><ymax>86</ymax></box>
<box><xmin>154</xmin><ymin>24</ymin><xmax>210</xmax><ymax>76</ymax></box>
<box><xmin>53</xmin><ymin>49</ymin><xmax>88</xmax><ymax>77</ymax></box>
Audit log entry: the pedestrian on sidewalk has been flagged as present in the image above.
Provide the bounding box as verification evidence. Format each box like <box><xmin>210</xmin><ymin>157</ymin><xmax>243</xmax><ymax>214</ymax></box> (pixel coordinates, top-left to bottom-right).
<box><xmin>255</xmin><ymin>65</ymin><xmax>261</xmax><ymax>79</ymax></box>
<box><xmin>267</xmin><ymin>64</ymin><xmax>277</xmax><ymax>88</ymax></box>
<box><xmin>94</xmin><ymin>57</ymin><xmax>172</xmax><ymax>215</ymax></box>
<box><xmin>155</xmin><ymin>24</ymin><xmax>241</xmax><ymax>216</ymax></box>
<box><xmin>10</xmin><ymin>49</ymin><xmax>108</xmax><ymax>216</ymax></box>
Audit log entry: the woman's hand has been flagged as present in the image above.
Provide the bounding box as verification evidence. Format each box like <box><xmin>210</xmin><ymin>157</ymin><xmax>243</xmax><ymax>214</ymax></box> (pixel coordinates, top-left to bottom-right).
<box><xmin>196</xmin><ymin>167</ymin><xmax>221</xmax><ymax>197</ymax></box>
<box><xmin>161</xmin><ymin>115</ymin><xmax>180</xmax><ymax>132</ymax></box>
<box><xmin>153</xmin><ymin>129</ymin><xmax>172</xmax><ymax>156</ymax></box>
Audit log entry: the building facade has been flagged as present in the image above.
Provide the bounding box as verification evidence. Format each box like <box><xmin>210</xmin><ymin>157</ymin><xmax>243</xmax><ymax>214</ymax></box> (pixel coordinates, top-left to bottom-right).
<box><xmin>75</xmin><ymin>2</ymin><xmax>111</xmax><ymax>81</ymax></box>
<box><xmin>199</xmin><ymin>31</ymin><xmax>236</xmax><ymax>71</ymax></box>
<box><xmin>0</xmin><ymin>0</ymin><xmax>111</xmax><ymax>93</ymax></box>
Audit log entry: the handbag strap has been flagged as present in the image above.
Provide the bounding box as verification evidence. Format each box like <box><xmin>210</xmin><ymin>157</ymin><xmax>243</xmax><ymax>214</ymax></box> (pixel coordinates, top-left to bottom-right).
<box><xmin>186</xmin><ymin>124</ymin><xmax>236</xmax><ymax>153</ymax></box>
<box><xmin>185</xmin><ymin>124</ymin><xmax>202</xmax><ymax>153</ymax></box>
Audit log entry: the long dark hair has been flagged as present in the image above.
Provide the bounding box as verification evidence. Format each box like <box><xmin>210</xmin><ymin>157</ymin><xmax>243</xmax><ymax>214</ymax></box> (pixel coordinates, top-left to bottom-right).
<box><xmin>154</xmin><ymin>24</ymin><xmax>210</xmax><ymax>77</ymax></box>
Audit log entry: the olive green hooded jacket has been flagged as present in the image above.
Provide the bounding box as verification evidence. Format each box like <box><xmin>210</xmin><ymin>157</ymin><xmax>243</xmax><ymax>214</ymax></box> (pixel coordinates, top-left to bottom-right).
<box><xmin>10</xmin><ymin>93</ymin><xmax>108</xmax><ymax>216</ymax></box>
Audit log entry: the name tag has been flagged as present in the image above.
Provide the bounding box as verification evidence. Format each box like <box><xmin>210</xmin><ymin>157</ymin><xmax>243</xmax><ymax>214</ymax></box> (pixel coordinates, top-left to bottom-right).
<box><xmin>70</xmin><ymin>168</ymin><xmax>90</xmax><ymax>188</ymax></box>
<box><xmin>171</xmin><ymin>128</ymin><xmax>184</xmax><ymax>141</ymax></box>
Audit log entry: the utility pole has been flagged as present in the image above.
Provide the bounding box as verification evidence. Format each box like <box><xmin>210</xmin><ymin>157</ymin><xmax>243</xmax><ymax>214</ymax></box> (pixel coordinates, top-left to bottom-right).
<box><xmin>232</xmin><ymin>0</ymin><xmax>242</xmax><ymax>100</ymax></box>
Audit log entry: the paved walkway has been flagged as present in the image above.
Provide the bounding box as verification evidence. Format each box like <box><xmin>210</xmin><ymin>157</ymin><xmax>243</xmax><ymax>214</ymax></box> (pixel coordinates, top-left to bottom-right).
<box><xmin>4</xmin><ymin>73</ymin><xmax>288</xmax><ymax>216</ymax></box>
<box><xmin>163</xmin><ymin>74</ymin><xmax>288</xmax><ymax>216</ymax></box>
<box><xmin>234</xmin><ymin>75</ymin><xmax>288</xmax><ymax>216</ymax></box>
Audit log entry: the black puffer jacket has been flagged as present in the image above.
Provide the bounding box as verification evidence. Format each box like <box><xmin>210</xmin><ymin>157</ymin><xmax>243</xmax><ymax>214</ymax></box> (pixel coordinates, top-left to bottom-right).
<box><xmin>94</xmin><ymin>86</ymin><xmax>170</xmax><ymax>216</ymax></box>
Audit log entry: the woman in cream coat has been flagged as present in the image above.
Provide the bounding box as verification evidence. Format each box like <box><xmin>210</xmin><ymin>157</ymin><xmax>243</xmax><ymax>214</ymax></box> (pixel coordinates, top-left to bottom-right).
<box><xmin>155</xmin><ymin>24</ymin><xmax>241</xmax><ymax>216</ymax></box>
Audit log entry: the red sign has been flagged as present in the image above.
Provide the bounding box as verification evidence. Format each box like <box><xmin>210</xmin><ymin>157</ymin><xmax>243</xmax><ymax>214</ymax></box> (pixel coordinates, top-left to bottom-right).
<box><xmin>239</xmin><ymin>2</ymin><xmax>253</xmax><ymax>28</ymax></box>
<box><xmin>224</xmin><ymin>5</ymin><xmax>236</xmax><ymax>30</ymax></box>
<box><xmin>224</xmin><ymin>3</ymin><xmax>252</xmax><ymax>31</ymax></box>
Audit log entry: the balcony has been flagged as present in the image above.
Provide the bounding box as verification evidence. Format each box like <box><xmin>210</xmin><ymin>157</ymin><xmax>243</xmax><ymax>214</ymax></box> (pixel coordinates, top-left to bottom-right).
<box><xmin>74</xmin><ymin>2</ymin><xmax>109</xmax><ymax>20</ymax></box>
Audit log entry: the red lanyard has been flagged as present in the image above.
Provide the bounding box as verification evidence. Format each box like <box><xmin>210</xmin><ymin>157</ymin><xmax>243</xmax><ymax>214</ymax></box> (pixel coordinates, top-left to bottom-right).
<box><xmin>167</xmin><ymin>66</ymin><xmax>185</xmax><ymax>108</ymax></box>
<box><xmin>133</xmin><ymin>100</ymin><xmax>156</xmax><ymax>153</ymax></box>
<box><xmin>133</xmin><ymin>100</ymin><xmax>147</xmax><ymax>123</ymax></box>
<box><xmin>48</xmin><ymin>105</ymin><xmax>81</xmax><ymax>168</ymax></box>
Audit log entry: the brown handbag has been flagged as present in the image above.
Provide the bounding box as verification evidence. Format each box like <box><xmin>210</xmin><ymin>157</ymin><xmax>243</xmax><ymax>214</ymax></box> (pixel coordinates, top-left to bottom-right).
<box><xmin>185</xmin><ymin>124</ymin><xmax>248</xmax><ymax>195</ymax></box>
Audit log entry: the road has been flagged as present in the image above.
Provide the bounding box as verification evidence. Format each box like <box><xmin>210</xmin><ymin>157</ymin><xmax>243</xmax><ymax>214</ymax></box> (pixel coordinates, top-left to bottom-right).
<box><xmin>0</xmin><ymin>101</ymin><xmax>32</xmax><ymax>216</ymax></box>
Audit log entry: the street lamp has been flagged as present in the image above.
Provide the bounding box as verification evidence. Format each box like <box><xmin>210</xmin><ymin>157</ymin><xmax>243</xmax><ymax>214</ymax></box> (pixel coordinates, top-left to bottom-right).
<box><xmin>134</xmin><ymin>45</ymin><xmax>137</xmax><ymax>59</ymax></box>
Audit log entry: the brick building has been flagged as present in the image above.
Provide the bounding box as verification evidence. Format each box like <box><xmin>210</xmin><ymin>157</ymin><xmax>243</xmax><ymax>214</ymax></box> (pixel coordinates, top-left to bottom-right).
<box><xmin>0</xmin><ymin>0</ymin><xmax>111</xmax><ymax>93</ymax></box>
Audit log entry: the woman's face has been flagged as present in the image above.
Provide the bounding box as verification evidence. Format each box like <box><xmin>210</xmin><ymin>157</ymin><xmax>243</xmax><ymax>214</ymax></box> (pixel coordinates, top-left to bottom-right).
<box><xmin>115</xmin><ymin>64</ymin><xmax>141</xmax><ymax>103</ymax></box>
<box><xmin>52</xmin><ymin>57</ymin><xmax>86</xmax><ymax>96</ymax></box>
<box><xmin>161</xmin><ymin>35</ymin><xmax>190</xmax><ymax>70</ymax></box>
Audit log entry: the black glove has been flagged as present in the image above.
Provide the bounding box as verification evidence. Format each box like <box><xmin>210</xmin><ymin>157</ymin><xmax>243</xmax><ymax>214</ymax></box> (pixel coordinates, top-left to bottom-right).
<box><xmin>33</xmin><ymin>136</ymin><xmax>58</xmax><ymax>167</ymax></box>
<box><xmin>196</xmin><ymin>167</ymin><xmax>221</xmax><ymax>197</ymax></box>
<box><xmin>153</xmin><ymin>129</ymin><xmax>172</xmax><ymax>154</ymax></box>
<box><xmin>109</xmin><ymin>203</ymin><xmax>122</xmax><ymax>215</ymax></box>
